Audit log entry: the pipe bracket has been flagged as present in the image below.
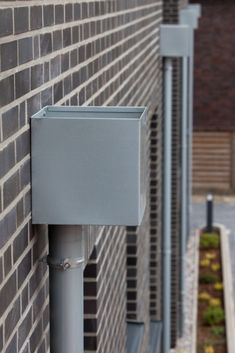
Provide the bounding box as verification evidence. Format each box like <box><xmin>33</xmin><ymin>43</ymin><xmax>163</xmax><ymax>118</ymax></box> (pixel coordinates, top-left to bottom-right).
<box><xmin>41</xmin><ymin>255</ymin><xmax>84</xmax><ymax>271</ymax></box>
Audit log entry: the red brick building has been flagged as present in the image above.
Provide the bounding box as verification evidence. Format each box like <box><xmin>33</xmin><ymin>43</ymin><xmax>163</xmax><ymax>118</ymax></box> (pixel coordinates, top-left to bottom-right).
<box><xmin>192</xmin><ymin>0</ymin><xmax>235</xmax><ymax>192</ymax></box>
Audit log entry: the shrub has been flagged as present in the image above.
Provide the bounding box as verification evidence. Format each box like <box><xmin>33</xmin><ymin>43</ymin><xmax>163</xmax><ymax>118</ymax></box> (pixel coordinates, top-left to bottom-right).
<box><xmin>214</xmin><ymin>282</ymin><xmax>223</xmax><ymax>291</ymax></box>
<box><xmin>211</xmin><ymin>263</ymin><xmax>220</xmax><ymax>272</ymax></box>
<box><xmin>210</xmin><ymin>326</ymin><xmax>225</xmax><ymax>337</ymax></box>
<box><xmin>205</xmin><ymin>252</ymin><xmax>216</xmax><ymax>260</ymax></box>
<box><xmin>204</xmin><ymin>345</ymin><xmax>214</xmax><ymax>353</ymax></box>
<box><xmin>203</xmin><ymin>306</ymin><xmax>225</xmax><ymax>326</ymax></box>
<box><xmin>198</xmin><ymin>292</ymin><xmax>211</xmax><ymax>302</ymax></box>
<box><xmin>209</xmin><ymin>298</ymin><xmax>221</xmax><ymax>307</ymax></box>
<box><xmin>200</xmin><ymin>258</ymin><xmax>211</xmax><ymax>267</ymax></box>
<box><xmin>200</xmin><ymin>233</ymin><xmax>220</xmax><ymax>249</ymax></box>
<box><xmin>199</xmin><ymin>273</ymin><xmax>219</xmax><ymax>284</ymax></box>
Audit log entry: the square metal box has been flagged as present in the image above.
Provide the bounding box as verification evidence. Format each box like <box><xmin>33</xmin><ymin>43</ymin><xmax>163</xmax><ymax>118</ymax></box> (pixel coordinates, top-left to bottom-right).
<box><xmin>189</xmin><ymin>4</ymin><xmax>202</xmax><ymax>18</ymax></box>
<box><xmin>31</xmin><ymin>106</ymin><xmax>147</xmax><ymax>226</ymax></box>
<box><xmin>160</xmin><ymin>25</ymin><xmax>191</xmax><ymax>57</ymax></box>
<box><xmin>180</xmin><ymin>8</ymin><xmax>199</xmax><ymax>30</ymax></box>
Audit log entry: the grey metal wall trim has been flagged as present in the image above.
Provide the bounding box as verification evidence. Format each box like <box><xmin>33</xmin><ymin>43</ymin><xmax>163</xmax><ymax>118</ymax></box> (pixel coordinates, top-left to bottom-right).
<box><xmin>180</xmin><ymin>5</ymin><xmax>201</xmax><ymax>241</ymax></box>
<box><xmin>160</xmin><ymin>21</ymin><xmax>192</xmax><ymax>351</ymax></box>
<box><xmin>179</xmin><ymin>56</ymin><xmax>189</xmax><ymax>337</ymax></box>
<box><xmin>127</xmin><ymin>322</ymin><xmax>145</xmax><ymax>353</ymax></box>
<box><xmin>150</xmin><ymin>321</ymin><xmax>162</xmax><ymax>353</ymax></box>
<box><xmin>179</xmin><ymin>3</ymin><xmax>201</xmax><ymax>337</ymax></box>
<box><xmin>162</xmin><ymin>57</ymin><xmax>173</xmax><ymax>353</ymax></box>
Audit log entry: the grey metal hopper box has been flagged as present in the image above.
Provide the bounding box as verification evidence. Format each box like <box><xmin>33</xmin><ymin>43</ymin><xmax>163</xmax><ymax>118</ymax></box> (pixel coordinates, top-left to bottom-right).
<box><xmin>160</xmin><ymin>25</ymin><xmax>191</xmax><ymax>57</ymax></box>
<box><xmin>180</xmin><ymin>8</ymin><xmax>199</xmax><ymax>30</ymax></box>
<box><xmin>189</xmin><ymin>4</ymin><xmax>202</xmax><ymax>18</ymax></box>
<box><xmin>31</xmin><ymin>106</ymin><xmax>147</xmax><ymax>226</ymax></box>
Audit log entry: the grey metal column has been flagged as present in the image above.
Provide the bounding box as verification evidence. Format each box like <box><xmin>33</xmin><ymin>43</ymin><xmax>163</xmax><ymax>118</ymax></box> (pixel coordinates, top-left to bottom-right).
<box><xmin>160</xmin><ymin>24</ymin><xmax>191</xmax><ymax>353</ymax></box>
<box><xmin>179</xmin><ymin>56</ymin><xmax>189</xmax><ymax>336</ymax></box>
<box><xmin>188</xmin><ymin>28</ymin><xmax>194</xmax><ymax>236</ymax></box>
<box><xmin>163</xmin><ymin>57</ymin><xmax>173</xmax><ymax>353</ymax></box>
<box><xmin>180</xmin><ymin>6</ymin><xmax>201</xmax><ymax>241</ymax></box>
<box><xmin>48</xmin><ymin>225</ymin><xmax>84</xmax><ymax>353</ymax></box>
<box><xmin>188</xmin><ymin>4</ymin><xmax>201</xmax><ymax>231</ymax></box>
<box><xmin>179</xmin><ymin>3</ymin><xmax>201</xmax><ymax>338</ymax></box>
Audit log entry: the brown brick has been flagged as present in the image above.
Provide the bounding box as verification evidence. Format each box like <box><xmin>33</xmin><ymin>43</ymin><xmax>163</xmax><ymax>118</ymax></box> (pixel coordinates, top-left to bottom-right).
<box><xmin>0</xmin><ymin>272</ymin><xmax>17</xmax><ymax>316</ymax></box>
<box><xmin>55</xmin><ymin>5</ymin><xmax>64</xmax><ymax>24</ymax></box>
<box><xmin>3</xmin><ymin>171</ymin><xmax>20</xmax><ymax>209</ymax></box>
<box><xmin>5</xmin><ymin>297</ymin><xmax>20</xmax><ymax>341</ymax></box>
<box><xmin>0</xmin><ymin>142</ymin><xmax>15</xmax><ymax>178</ymax></box>
<box><xmin>0</xmin><ymin>326</ymin><xmax>3</xmax><ymax>351</ymax></box>
<box><xmin>40</xmin><ymin>33</ymin><xmax>52</xmax><ymax>57</ymax></box>
<box><xmin>0</xmin><ymin>9</ymin><xmax>13</xmax><ymax>38</ymax></box>
<box><xmin>30</xmin><ymin>6</ymin><xmax>42</xmax><ymax>30</ymax></box>
<box><xmin>18</xmin><ymin>250</ymin><xmax>31</xmax><ymax>289</ymax></box>
<box><xmin>15</xmin><ymin>68</ymin><xmax>30</xmax><ymax>99</ymax></box>
<box><xmin>6</xmin><ymin>334</ymin><xmax>17</xmax><ymax>353</ymax></box>
<box><xmin>31</xmin><ymin>64</ymin><xmax>44</xmax><ymax>90</ymax></box>
<box><xmin>4</xmin><ymin>246</ymin><xmax>12</xmax><ymax>277</ymax></box>
<box><xmin>19</xmin><ymin>38</ymin><xmax>33</xmax><ymax>65</ymax></box>
<box><xmin>14</xmin><ymin>7</ymin><xmax>29</xmax><ymax>34</ymax></box>
<box><xmin>30</xmin><ymin>319</ymin><xmax>43</xmax><ymax>352</ymax></box>
<box><xmin>0</xmin><ymin>75</ymin><xmax>14</xmax><ymax>108</ymax></box>
<box><xmin>1</xmin><ymin>41</ymin><xmax>17</xmax><ymax>71</ymax></box>
<box><xmin>43</xmin><ymin>5</ymin><xmax>54</xmax><ymax>27</ymax></box>
<box><xmin>13</xmin><ymin>224</ymin><xmax>28</xmax><ymax>263</ymax></box>
<box><xmin>65</xmin><ymin>4</ymin><xmax>73</xmax><ymax>22</ymax></box>
<box><xmin>0</xmin><ymin>208</ymin><xmax>17</xmax><ymax>249</ymax></box>
<box><xmin>18</xmin><ymin>308</ymin><xmax>32</xmax><ymax>349</ymax></box>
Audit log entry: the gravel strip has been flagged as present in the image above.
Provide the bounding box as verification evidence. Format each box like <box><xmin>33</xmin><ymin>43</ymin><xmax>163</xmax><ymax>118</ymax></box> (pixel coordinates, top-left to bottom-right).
<box><xmin>171</xmin><ymin>231</ymin><xmax>199</xmax><ymax>353</ymax></box>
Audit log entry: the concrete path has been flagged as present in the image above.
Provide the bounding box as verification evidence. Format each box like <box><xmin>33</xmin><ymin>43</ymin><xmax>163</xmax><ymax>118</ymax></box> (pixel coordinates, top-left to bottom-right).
<box><xmin>192</xmin><ymin>197</ymin><xmax>235</xmax><ymax>304</ymax></box>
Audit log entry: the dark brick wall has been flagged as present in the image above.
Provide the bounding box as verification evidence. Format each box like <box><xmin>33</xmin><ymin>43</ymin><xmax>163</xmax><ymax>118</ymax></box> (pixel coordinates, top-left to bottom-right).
<box><xmin>84</xmin><ymin>226</ymin><xmax>126</xmax><ymax>353</ymax></box>
<box><xmin>0</xmin><ymin>1</ymin><xmax>163</xmax><ymax>353</ymax></box>
<box><xmin>192</xmin><ymin>0</ymin><xmax>235</xmax><ymax>132</ymax></box>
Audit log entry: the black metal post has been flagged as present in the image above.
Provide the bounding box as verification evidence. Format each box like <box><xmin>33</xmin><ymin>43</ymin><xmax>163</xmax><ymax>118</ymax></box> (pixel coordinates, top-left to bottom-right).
<box><xmin>206</xmin><ymin>194</ymin><xmax>213</xmax><ymax>232</ymax></box>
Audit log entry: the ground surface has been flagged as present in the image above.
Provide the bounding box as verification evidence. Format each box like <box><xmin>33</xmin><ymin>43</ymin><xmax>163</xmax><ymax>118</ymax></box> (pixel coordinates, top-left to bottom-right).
<box><xmin>192</xmin><ymin>196</ymin><xmax>235</xmax><ymax>307</ymax></box>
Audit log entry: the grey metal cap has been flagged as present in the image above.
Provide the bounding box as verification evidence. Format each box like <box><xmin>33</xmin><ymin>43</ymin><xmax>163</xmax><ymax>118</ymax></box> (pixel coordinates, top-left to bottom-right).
<box><xmin>160</xmin><ymin>24</ymin><xmax>191</xmax><ymax>57</ymax></box>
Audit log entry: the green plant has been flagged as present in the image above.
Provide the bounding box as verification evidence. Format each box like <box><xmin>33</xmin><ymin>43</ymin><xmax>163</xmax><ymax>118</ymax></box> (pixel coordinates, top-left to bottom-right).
<box><xmin>199</xmin><ymin>273</ymin><xmax>219</xmax><ymax>284</ymax></box>
<box><xmin>200</xmin><ymin>258</ymin><xmax>211</xmax><ymax>267</ymax></box>
<box><xmin>214</xmin><ymin>282</ymin><xmax>223</xmax><ymax>291</ymax></box>
<box><xmin>198</xmin><ymin>291</ymin><xmax>211</xmax><ymax>302</ymax></box>
<box><xmin>209</xmin><ymin>298</ymin><xmax>221</xmax><ymax>307</ymax></box>
<box><xmin>204</xmin><ymin>345</ymin><xmax>214</xmax><ymax>353</ymax></box>
<box><xmin>203</xmin><ymin>305</ymin><xmax>225</xmax><ymax>326</ymax></box>
<box><xmin>211</xmin><ymin>263</ymin><xmax>221</xmax><ymax>272</ymax></box>
<box><xmin>210</xmin><ymin>326</ymin><xmax>225</xmax><ymax>337</ymax></box>
<box><xmin>200</xmin><ymin>232</ymin><xmax>220</xmax><ymax>249</ymax></box>
<box><xmin>205</xmin><ymin>252</ymin><xmax>216</xmax><ymax>260</ymax></box>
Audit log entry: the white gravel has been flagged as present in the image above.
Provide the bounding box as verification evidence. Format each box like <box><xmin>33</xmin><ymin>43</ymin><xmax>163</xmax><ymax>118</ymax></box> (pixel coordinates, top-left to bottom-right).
<box><xmin>171</xmin><ymin>231</ymin><xmax>199</xmax><ymax>353</ymax></box>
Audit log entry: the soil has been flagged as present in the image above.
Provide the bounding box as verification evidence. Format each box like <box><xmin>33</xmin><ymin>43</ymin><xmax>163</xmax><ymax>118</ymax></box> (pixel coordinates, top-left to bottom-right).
<box><xmin>197</xmin><ymin>231</ymin><xmax>227</xmax><ymax>353</ymax></box>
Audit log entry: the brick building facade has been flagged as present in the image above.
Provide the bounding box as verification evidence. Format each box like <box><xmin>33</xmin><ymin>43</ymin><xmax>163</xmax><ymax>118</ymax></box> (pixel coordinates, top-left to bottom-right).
<box><xmin>0</xmin><ymin>1</ymin><xmax>189</xmax><ymax>352</ymax></box>
<box><xmin>192</xmin><ymin>0</ymin><xmax>235</xmax><ymax>132</ymax></box>
<box><xmin>192</xmin><ymin>0</ymin><xmax>235</xmax><ymax>193</ymax></box>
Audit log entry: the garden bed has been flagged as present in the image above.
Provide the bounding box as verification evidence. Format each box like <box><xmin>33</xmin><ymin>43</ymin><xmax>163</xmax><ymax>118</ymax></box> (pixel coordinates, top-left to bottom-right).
<box><xmin>197</xmin><ymin>228</ymin><xmax>227</xmax><ymax>353</ymax></box>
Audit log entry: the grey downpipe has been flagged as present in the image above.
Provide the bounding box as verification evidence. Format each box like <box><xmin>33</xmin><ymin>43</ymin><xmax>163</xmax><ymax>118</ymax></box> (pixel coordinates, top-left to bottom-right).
<box><xmin>179</xmin><ymin>56</ymin><xmax>189</xmax><ymax>336</ymax></box>
<box><xmin>48</xmin><ymin>225</ymin><xmax>84</xmax><ymax>353</ymax></box>
<box><xmin>163</xmin><ymin>57</ymin><xmax>173</xmax><ymax>353</ymax></box>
